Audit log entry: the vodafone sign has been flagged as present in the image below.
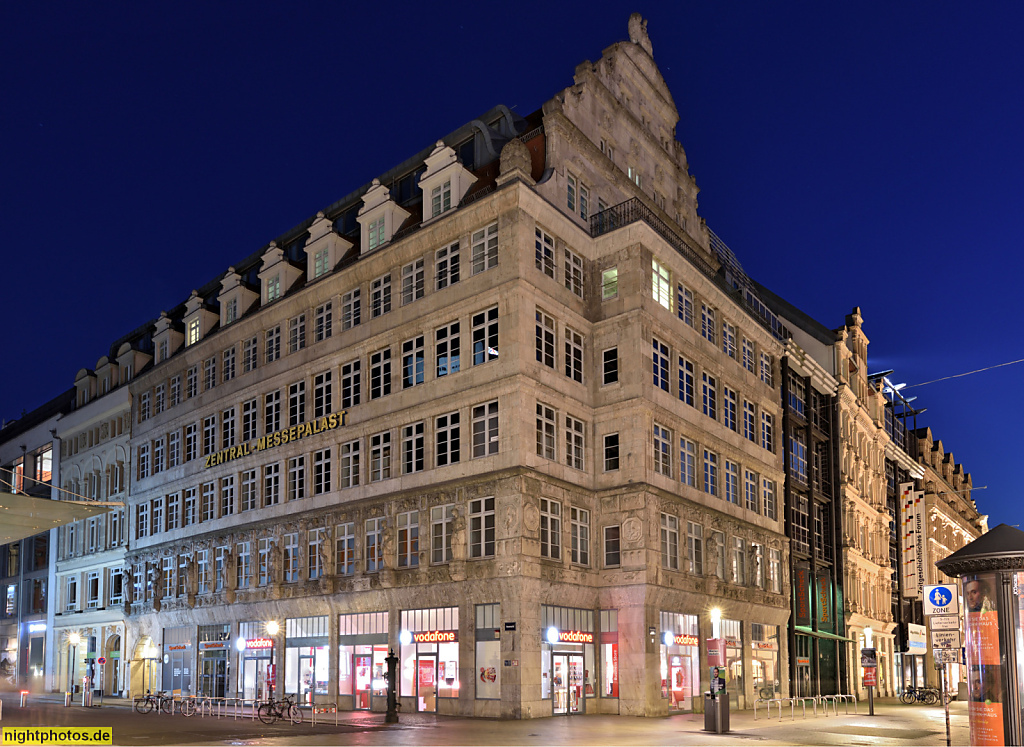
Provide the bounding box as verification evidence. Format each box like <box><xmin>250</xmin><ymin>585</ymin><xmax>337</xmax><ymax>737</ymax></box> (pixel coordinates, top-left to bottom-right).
<box><xmin>557</xmin><ymin>630</ymin><xmax>593</xmax><ymax>644</ymax></box>
<box><xmin>412</xmin><ymin>630</ymin><xmax>458</xmax><ymax>643</ymax></box>
<box><xmin>246</xmin><ymin>638</ymin><xmax>274</xmax><ymax>650</ymax></box>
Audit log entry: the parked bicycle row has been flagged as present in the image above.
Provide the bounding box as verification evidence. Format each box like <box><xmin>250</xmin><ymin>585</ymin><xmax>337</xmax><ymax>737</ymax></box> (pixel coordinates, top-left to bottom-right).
<box><xmin>900</xmin><ymin>686</ymin><xmax>952</xmax><ymax>705</ymax></box>
<box><xmin>132</xmin><ymin>691</ymin><xmax>302</xmax><ymax>724</ymax></box>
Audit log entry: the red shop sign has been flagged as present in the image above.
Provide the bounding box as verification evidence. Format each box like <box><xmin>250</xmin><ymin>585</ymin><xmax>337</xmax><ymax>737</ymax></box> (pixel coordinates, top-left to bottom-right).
<box><xmin>412</xmin><ymin>630</ymin><xmax>458</xmax><ymax>643</ymax></box>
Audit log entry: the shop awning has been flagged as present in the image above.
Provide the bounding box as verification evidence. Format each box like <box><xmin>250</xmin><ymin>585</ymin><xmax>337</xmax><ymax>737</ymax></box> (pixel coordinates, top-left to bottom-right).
<box><xmin>0</xmin><ymin>491</ymin><xmax>116</xmax><ymax>543</ymax></box>
<box><xmin>794</xmin><ymin>626</ymin><xmax>855</xmax><ymax>643</ymax></box>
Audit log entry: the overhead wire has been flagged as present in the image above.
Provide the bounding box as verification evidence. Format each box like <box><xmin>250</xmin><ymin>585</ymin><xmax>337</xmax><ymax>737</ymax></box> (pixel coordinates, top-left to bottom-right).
<box><xmin>905</xmin><ymin>357</ymin><xmax>1024</xmax><ymax>389</ymax></box>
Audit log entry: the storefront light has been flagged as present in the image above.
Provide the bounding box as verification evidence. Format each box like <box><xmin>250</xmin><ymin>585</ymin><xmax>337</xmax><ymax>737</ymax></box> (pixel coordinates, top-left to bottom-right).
<box><xmin>235</xmin><ymin>636</ymin><xmax>247</xmax><ymax>652</ymax></box>
<box><xmin>546</xmin><ymin>626</ymin><xmax>560</xmax><ymax>645</ymax></box>
<box><xmin>399</xmin><ymin>630</ymin><xmax>412</xmax><ymax>646</ymax></box>
<box><xmin>662</xmin><ymin>632</ymin><xmax>674</xmax><ymax>647</ymax></box>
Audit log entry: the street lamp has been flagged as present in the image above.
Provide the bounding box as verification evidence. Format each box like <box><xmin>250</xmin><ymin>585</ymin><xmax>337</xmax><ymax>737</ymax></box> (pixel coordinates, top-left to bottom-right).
<box><xmin>265</xmin><ymin>621</ymin><xmax>279</xmax><ymax>701</ymax></box>
<box><xmin>710</xmin><ymin>607</ymin><xmax>722</xmax><ymax>639</ymax></box>
<box><xmin>68</xmin><ymin>632</ymin><xmax>81</xmax><ymax>694</ymax></box>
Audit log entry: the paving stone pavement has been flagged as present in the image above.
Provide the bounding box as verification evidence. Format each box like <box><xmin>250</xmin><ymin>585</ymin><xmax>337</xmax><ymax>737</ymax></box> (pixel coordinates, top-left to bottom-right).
<box><xmin>0</xmin><ymin>692</ymin><xmax>971</xmax><ymax>746</ymax></box>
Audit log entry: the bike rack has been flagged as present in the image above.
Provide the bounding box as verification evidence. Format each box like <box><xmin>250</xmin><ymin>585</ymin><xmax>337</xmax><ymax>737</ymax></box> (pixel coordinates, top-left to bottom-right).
<box><xmin>310</xmin><ymin>704</ymin><xmax>338</xmax><ymax>726</ymax></box>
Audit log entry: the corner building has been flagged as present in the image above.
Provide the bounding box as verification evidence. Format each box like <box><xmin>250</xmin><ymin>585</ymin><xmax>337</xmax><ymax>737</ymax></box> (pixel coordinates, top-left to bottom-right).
<box><xmin>124</xmin><ymin>16</ymin><xmax>790</xmax><ymax>718</ymax></box>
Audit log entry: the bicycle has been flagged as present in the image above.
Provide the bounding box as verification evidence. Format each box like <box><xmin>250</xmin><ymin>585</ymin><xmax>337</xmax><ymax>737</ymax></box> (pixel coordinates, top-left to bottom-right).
<box><xmin>134</xmin><ymin>690</ymin><xmax>174</xmax><ymax>714</ymax></box>
<box><xmin>257</xmin><ymin>695</ymin><xmax>302</xmax><ymax>725</ymax></box>
<box><xmin>900</xmin><ymin>686</ymin><xmax>939</xmax><ymax>705</ymax></box>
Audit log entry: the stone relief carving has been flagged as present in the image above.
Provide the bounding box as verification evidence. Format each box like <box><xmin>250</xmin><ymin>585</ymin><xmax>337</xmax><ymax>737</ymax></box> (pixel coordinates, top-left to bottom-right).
<box><xmin>499</xmin><ymin>138</ymin><xmax>531</xmax><ymax>177</ymax></box>
<box><xmin>451</xmin><ymin>507</ymin><xmax>466</xmax><ymax>561</ymax></box>
<box><xmin>503</xmin><ymin>504</ymin><xmax>518</xmax><ymax>536</ymax></box>
<box><xmin>523</xmin><ymin>503</ymin><xmax>540</xmax><ymax>533</ymax></box>
<box><xmin>622</xmin><ymin>517</ymin><xmax>642</xmax><ymax>546</ymax></box>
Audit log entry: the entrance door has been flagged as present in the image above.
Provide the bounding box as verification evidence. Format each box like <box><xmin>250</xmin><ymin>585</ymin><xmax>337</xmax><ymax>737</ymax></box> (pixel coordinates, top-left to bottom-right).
<box><xmin>110</xmin><ymin>658</ymin><xmax>121</xmax><ymax>697</ymax></box>
<box><xmin>354</xmin><ymin>654</ymin><xmax>372</xmax><ymax>710</ymax></box>
<box><xmin>298</xmin><ymin>654</ymin><xmax>315</xmax><ymax>705</ymax></box>
<box><xmin>669</xmin><ymin>655</ymin><xmax>691</xmax><ymax>711</ymax></box>
<box><xmin>552</xmin><ymin>653</ymin><xmax>585</xmax><ymax>715</ymax></box>
<box><xmin>416</xmin><ymin>655</ymin><xmax>437</xmax><ymax>713</ymax></box>
<box><xmin>242</xmin><ymin>658</ymin><xmax>270</xmax><ymax>700</ymax></box>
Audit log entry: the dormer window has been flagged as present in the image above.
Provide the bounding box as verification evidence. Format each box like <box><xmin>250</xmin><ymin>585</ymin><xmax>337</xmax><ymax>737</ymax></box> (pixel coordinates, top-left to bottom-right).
<box><xmin>358</xmin><ymin>180</ymin><xmax>410</xmax><ymax>254</ymax></box>
<box><xmin>417</xmin><ymin>142</ymin><xmax>476</xmax><ymax>226</ymax></box>
<box><xmin>225</xmin><ymin>298</ymin><xmax>238</xmax><ymax>324</ymax></box>
<box><xmin>158</xmin><ymin>340</ymin><xmax>169</xmax><ymax>362</ymax></box>
<box><xmin>267</xmin><ymin>276</ymin><xmax>281</xmax><ymax>302</ymax></box>
<box><xmin>431</xmin><ymin>181</ymin><xmax>452</xmax><ymax>218</ymax></box>
<box><xmin>367</xmin><ymin>217</ymin><xmax>385</xmax><ymax>251</ymax></box>
<box><xmin>187</xmin><ymin>319</ymin><xmax>200</xmax><ymax>346</ymax></box>
<box><xmin>313</xmin><ymin>248</ymin><xmax>329</xmax><ymax>279</ymax></box>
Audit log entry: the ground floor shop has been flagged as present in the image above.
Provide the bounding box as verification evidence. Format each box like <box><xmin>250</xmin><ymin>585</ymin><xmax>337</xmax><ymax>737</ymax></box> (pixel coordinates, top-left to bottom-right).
<box><xmin>122</xmin><ymin>576</ymin><xmax>790</xmax><ymax>718</ymax></box>
<box><xmin>53</xmin><ymin>623</ymin><xmax>125</xmax><ymax>696</ymax></box>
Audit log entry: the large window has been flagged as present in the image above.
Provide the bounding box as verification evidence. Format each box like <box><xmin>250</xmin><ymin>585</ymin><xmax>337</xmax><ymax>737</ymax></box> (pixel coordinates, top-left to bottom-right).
<box><xmin>469</xmin><ymin>497</ymin><xmax>495</xmax><ymax>558</ymax></box>
<box><xmin>564</xmin><ymin>328</ymin><xmax>584</xmax><ymax>383</ymax></box>
<box><xmin>435</xmin><ymin>412</ymin><xmax>460</xmax><ymax>466</ymax></box>
<box><xmin>535</xmin><ymin>311</ymin><xmax>555</xmax><ymax>368</ymax></box>
<box><xmin>653</xmin><ymin>423</ymin><xmax>672</xmax><ymax>477</ymax></box>
<box><xmin>535</xmin><ymin>227</ymin><xmax>555</xmax><ymax>278</ymax></box>
<box><xmin>402</xmin><ymin>337</ymin><xmax>425</xmax><ymax>388</ymax></box>
<box><xmin>540</xmin><ymin>499</ymin><xmax>561</xmax><ymax>560</ymax></box>
<box><xmin>365</xmin><ymin>518</ymin><xmax>384</xmax><ymax>572</ymax></box>
<box><xmin>652</xmin><ymin>259</ymin><xmax>670</xmax><ymax>309</ymax></box>
<box><xmin>687</xmin><ymin>522</ymin><xmax>703</xmax><ymax>575</ymax></box>
<box><xmin>436</xmin><ymin>323</ymin><xmax>460</xmax><ymax>377</ymax></box>
<box><xmin>471</xmin><ymin>223</ymin><xmax>498</xmax><ymax>274</ymax></box>
<box><xmin>397</xmin><ymin>511</ymin><xmax>419</xmax><ymax>568</ymax></box>
<box><xmin>661</xmin><ymin>514</ymin><xmax>679</xmax><ymax>570</ymax></box>
<box><xmin>431</xmin><ymin>505</ymin><xmax>453</xmax><ymax>564</ymax></box>
<box><xmin>472</xmin><ymin>307</ymin><xmax>499</xmax><ymax>365</ymax></box>
<box><xmin>565</xmin><ymin>415</ymin><xmax>584</xmax><ymax>470</ymax></box>
<box><xmin>570</xmin><ymin>508</ymin><xmax>590</xmax><ymax>566</ymax></box>
<box><xmin>653</xmin><ymin>338</ymin><xmax>669</xmax><ymax>392</ymax></box>
<box><xmin>370</xmin><ymin>349</ymin><xmax>391</xmax><ymax>399</ymax></box>
<box><xmin>472</xmin><ymin>401</ymin><xmax>498</xmax><ymax>457</ymax></box>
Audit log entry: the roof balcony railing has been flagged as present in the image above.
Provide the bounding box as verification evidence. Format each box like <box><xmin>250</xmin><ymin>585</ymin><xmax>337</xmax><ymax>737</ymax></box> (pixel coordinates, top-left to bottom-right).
<box><xmin>590</xmin><ymin>198</ymin><xmax>789</xmax><ymax>340</ymax></box>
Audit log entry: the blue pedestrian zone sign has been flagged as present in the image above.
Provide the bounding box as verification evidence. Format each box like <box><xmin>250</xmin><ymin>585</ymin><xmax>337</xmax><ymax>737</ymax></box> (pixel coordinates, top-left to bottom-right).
<box><xmin>924</xmin><ymin>584</ymin><xmax>959</xmax><ymax>616</ymax></box>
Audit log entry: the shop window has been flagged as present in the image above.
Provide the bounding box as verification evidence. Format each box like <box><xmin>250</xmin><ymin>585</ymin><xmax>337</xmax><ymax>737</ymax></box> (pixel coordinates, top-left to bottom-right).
<box><xmin>660</xmin><ymin>611</ymin><xmax>699</xmax><ymax>712</ymax></box>
<box><xmin>399</xmin><ymin>606</ymin><xmax>460</xmax><ymax>707</ymax></box>
<box><xmin>476</xmin><ymin>604</ymin><xmax>501</xmax><ymax>700</ymax></box>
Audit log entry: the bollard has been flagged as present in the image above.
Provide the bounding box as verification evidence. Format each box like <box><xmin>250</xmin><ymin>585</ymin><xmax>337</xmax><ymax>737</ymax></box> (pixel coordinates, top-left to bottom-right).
<box><xmin>20</xmin><ymin>691</ymin><xmax>29</xmax><ymax>708</ymax></box>
<box><xmin>64</xmin><ymin>692</ymin><xmax>72</xmax><ymax>707</ymax></box>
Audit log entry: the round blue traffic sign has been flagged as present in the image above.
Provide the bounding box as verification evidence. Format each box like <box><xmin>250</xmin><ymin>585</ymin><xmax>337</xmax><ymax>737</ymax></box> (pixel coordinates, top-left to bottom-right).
<box><xmin>928</xmin><ymin>586</ymin><xmax>952</xmax><ymax>608</ymax></box>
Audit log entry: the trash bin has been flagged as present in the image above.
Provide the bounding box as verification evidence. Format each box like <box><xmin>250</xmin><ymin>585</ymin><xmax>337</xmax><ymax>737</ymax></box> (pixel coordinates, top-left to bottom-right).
<box><xmin>703</xmin><ymin>692</ymin><xmax>730</xmax><ymax>733</ymax></box>
<box><xmin>19</xmin><ymin>691</ymin><xmax>29</xmax><ymax>707</ymax></box>
<box><xmin>64</xmin><ymin>691</ymin><xmax>73</xmax><ymax>707</ymax></box>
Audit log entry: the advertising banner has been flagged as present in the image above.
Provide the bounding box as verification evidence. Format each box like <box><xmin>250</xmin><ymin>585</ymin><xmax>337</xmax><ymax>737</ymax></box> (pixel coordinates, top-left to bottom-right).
<box><xmin>900</xmin><ymin>483</ymin><xmax>926</xmax><ymax>600</ymax></box>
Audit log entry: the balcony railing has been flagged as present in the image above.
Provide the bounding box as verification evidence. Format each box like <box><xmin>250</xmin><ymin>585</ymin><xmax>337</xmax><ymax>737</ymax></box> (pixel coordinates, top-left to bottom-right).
<box><xmin>590</xmin><ymin>198</ymin><xmax>789</xmax><ymax>340</ymax></box>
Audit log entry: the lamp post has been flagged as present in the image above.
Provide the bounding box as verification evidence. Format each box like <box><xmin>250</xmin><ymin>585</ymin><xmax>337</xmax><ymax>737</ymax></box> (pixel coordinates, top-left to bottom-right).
<box><xmin>68</xmin><ymin>633</ymin><xmax>80</xmax><ymax>696</ymax></box>
<box><xmin>265</xmin><ymin>621</ymin><xmax>279</xmax><ymax>702</ymax></box>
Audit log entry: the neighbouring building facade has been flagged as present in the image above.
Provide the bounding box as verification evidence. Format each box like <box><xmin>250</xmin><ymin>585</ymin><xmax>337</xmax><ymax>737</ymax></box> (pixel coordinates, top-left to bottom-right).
<box><xmin>914</xmin><ymin>426</ymin><xmax>986</xmax><ymax>689</ymax></box>
<box><xmin>0</xmin><ymin>391</ymin><xmax>72</xmax><ymax>690</ymax></box>
<box><xmin>119</xmin><ymin>16</ymin><xmax>791</xmax><ymax>718</ymax></box>
<box><xmin>51</xmin><ymin>342</ymin><xmax>138</xmax><ymax>697</ymax></box>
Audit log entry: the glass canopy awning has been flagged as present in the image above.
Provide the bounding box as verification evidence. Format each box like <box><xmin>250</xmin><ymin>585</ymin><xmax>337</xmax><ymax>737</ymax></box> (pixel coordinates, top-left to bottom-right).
<box><xmin>0</xmin><ymin>491</ymin><xmax>118</xmax><ymax>543</ymax></box>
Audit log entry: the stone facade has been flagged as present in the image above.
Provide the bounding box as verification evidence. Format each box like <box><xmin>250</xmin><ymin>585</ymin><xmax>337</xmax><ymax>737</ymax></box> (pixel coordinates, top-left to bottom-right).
<box><xmin>52</xmin><ymin>378</ymin><xmax>131</xmax><ymax>697</ymax></box>
<box><xmin>834</xmin><ymin>309</ymin><xmax>911</xmax><ymax>697</ymax></box>
<box><xmin>120</xmin><ymin>16</ymin><xmax>791</xmax><ymax>718</ymax></box>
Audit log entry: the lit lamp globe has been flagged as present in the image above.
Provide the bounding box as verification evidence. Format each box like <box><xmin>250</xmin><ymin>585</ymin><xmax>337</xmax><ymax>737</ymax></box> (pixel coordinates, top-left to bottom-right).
<box><xmin>266</xmin><ymin>621</ymin><xmax>280</xmax><ymax>636</ymax></box>
<box><xmin>69</xmin><ymin>632</ymin><xmax>81</xmax><ymax>646</ymax></box>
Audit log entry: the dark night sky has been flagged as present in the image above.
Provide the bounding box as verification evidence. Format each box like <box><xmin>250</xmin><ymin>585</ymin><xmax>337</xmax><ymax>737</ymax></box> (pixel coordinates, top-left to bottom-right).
<box><xmin>3</xmin><ymin>2</ymin><xmax>1021</xmax><ymax>528</ymax></box>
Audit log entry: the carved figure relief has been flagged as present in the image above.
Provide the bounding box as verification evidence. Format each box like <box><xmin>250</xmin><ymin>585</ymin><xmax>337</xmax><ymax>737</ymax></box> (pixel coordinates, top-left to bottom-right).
<box><xmin>622</xmin><ymin>517</ymin><xmax>642</xmax><ymax>546</ymax></box>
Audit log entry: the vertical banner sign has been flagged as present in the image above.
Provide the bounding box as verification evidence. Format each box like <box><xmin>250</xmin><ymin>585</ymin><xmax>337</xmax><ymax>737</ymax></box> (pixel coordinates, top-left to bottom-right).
<box><xmin>900</xmin><ymin>483</ymin><xmax>922</xmax><ymax>600</ymax></box>
<box><xmin>795</xmin><ymin>568</ymin><xmax>811</xmax><ymax>626</ymax></box>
